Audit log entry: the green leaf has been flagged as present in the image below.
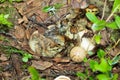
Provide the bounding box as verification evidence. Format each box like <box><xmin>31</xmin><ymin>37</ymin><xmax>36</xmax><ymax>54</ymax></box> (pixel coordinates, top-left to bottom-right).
<box><xmin>111</xmin><ymin>55</ymin><xmax>120</xmax><ymax>65</ymax></box>
<box><xmin>96</xmin><ymin>74</ymin><xmax>110</xmax><ymax>80</ymax></box>
<box><xmin>97</xmin><ymin>49</ymin><xmax>106</xmax><ymax>58</ymax></box>
<box><xmin>22</xmin><ymin>53</ymin><xmax>32</xmax><ymax>62</ymax></box>
<box><xmin>112</xmin><ymin>73</ymin><xmax>118</xmax><ymax>80</ymax></box>
<box><xmin>89</xmin><ymin>76</ymin><xmax>94</xmax><ymax>80</ymax></box>
<box><xmin>4</xmin><ymin>14</ymin><xmax>9</xmax><ymax>18</ymax></box>
<box><xmin>83</xmin><ymin>57</ymin><xmax>88</xmax><ymax>62</ymax></box>
<box><xmin>92</xmin><ymin>20</ymin><xmax>106</xmax><ymax>31</ymax></box>
<box><xmin>106</xmin><ymin>22</ymin><xmax>118</xmax><ymax>29</ymax></box>
<box><xmin>76</xmin><ymin>72</ymin><xmax>86</xmax><ymax>79</ymax></box>
<box><xmin>86</xmin><ymin>12</ymin><xmax>99</xmax><ymax>23</ymax></box>
<box><xmin>24</xmin><ymin>53</ymin><xmax>32</xmax><ymax>58</ymax></box>
<box><xmin>89</xmin><ymin>60</ymin><xmax>98</xmax><ymax>72</ymax></box>
<box><xmin>88</xmin><ymin>51</ymin><xmax>94</xmax><ymax>56</ymax></box>
<box><xmin>28</xmin><ymin>66</ymin><xmax>40</xmax><ymax>80</ymax></box>
<box><xmin>0</xmin><ymin>14</ymin><xmax>13</xmax><ymax>28</ymax></box>
<box><xmin>0</xmin><ymin>0</ymin><xmax>5</xmax><ymax>3</ymax></box>
<box><xmin>42</xmin><ymin>6</ymin><xmax>53</xmax><ymax>12</ymax></box>
<box><xmin>22</xmin><ymin>57</ymin><xmax>28</xmax><ymax>62</ymax></box>
<box><xmin>115</xmin><ymin>16</ymin><xmax>120</xmax><ymax>28</ymax></box>
<box><xmin>8</xmin><ymin>0</ymin><xmax>22</xmax><ymax>3</ymax></box>
<box><xmin>94</xmin><ymin>34</ymin><xmax>101</xmax><ymax>44</ymax></box>
<box><xmin>94</xmin><ymin>58</ymin><xmax>112</xmax><ymax>72</ymax></box>
<box><xmin>53</xmin><ymin>3</ymin><xmax>63</xmax><ymax>9</ymax></box>
<box><xmin>107</xmin><ymin>58</ymin><xmax>113</xmax><ymax>66</ymax></box>
<box><xmin>112</xmin><ymin>0</ymin><xmax>120</xmax><ymax>12</ymax></box>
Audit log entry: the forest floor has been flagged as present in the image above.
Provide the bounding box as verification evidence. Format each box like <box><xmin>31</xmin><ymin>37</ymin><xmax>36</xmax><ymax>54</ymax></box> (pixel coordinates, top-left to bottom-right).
<box><xmin>0</xmin><ymin>0</ymin><xmax>120</xmax><ymax>80</ymax></box>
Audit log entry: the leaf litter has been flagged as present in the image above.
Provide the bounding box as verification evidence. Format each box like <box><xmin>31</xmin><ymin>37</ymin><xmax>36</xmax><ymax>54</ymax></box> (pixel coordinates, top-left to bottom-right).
<box><xmin>0</xmin><ymin>0</ymin><xmax>120</xmax><ymax>80</ymax></box>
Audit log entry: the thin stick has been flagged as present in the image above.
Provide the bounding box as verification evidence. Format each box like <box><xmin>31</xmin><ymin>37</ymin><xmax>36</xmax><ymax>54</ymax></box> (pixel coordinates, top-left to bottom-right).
<box><xmin>106</xmin><ymin>5</ymin><xmax>120</xmax><ymax>22</ymax></box>
<box><xmin>106</xmin><ymin>11</ymin><xmax>114</xmax><ymax>22</ymax></box>
<box><xmin>101</xmin><ymin>0</ymin><xmax>107</xmax><ymax>20</ymax></box>
<box><xmin>112</xmin><ymin>38</ymin><xmax>120</xmax><ymax>49</ymax></box>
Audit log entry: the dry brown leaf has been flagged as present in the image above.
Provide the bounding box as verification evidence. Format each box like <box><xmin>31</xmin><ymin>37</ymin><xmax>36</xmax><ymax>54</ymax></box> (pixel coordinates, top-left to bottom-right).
<box><xmin>52</xmin><ymin>57</ymin><xmax>70</xmax><ymax>63</ymax></box>
<box><xmin>76</xmin><ymin>0</ymin><xmax>82</xmax><ymax>3</ymax></box>
<box><xmin>2</xmin><ymin>72</ymin><xmax>12</xmax><ymax>77</ymax></box>
<box><xmin>18</xmin><ymin>18</ymin><xmax>24</xmax><ymax>24</ymax></box>
<box><xmin>0</xmin><ymin>54</ymin><xmax>8</xmax><ymax>61</ymax></box>
<box><xmin>14</xmin><ymin>26</ymin><xmax>25</xmax><ymax>39</ymax></box>
<box><xmin>31</xmin><ymin>60</ymin><xmax>53</xmax><ymax>70</ymax></box>
<box><xmin>35</xmin><ymin>10</ymin><xmax>48</xmax><ymax>22</ymax></box>
<box><xmin>71</xmin><ymin>0</ymin><xmax>88</xmax><ymax>9</ymax></box>
<box><xmin>100</xmin><ymin>30</ymin><xmax>110</xmax><ymax>46</ymax></box>
<box><xmin>18</xmin><ymin>16</ymin><xmax>28</xmax><ymax>24</ymax></box>
<box><xmin>23</xmin><ymin>16</ymin><xmax>28</xmax><ymax>23</ymax></box>
<box><xmin>15</xmin><ymin>0</ymin><xmax>44</xmax><ymax>17</ymax></box>
<box><xmin>25</xmin><ymin>29</ymin><xmax>31</xmax><ymax>40</ymax></box>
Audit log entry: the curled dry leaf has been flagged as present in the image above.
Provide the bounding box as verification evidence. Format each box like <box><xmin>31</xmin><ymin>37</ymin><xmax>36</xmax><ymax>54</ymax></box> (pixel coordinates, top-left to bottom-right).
<box><xmin>14</xmin><ymin>26</ymin><xmax>25</xmax><ymax>39</ymax></box>
<box><xmin>54</xmin><ymin>75</ymin><xmax>71</xmax><ymax>80</ymax></box>
<box><xmin>31</xmin><ymin>60</ymin><xmax>53</xmax><ymax>70</ymax></box>
<box><xmin>70</xmin><ymin>46</ymin><xmax>87</xmax><ymax>62</ymax></box>
<box><xmin>0</xmin><ymin>54</ymin><xmax>8</xmax><ymax>61</ymax></box>
<box><xmin>52</xmin><ymin>57</ymin><xmax>70</xmax><ymax>63</ymax></box>
<box><xmin>71</xmin><ymin>0</ymin><xmax>88</xmax><ymax>9</ymax></box>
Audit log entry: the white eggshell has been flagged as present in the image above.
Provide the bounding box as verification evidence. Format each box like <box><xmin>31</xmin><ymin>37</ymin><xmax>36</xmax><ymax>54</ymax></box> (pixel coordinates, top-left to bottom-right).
<box><xmin>78</xmin><ymin>30</ymin><xmax>86</xmax><ymax>39</ymax></box>
<box><xmin>80</xmin><ymin>38</ymin><xmax>95</xmax><ymax>51</ymax></box>
<box><xmin>70</xmin><ymin>46</ymin><xmax>87</xmax><ymax>62</ymax></box>
<box><xmin>54</xmin><ymin>75</ymin><xmax>71</xmax><ymax>80</ymax></box>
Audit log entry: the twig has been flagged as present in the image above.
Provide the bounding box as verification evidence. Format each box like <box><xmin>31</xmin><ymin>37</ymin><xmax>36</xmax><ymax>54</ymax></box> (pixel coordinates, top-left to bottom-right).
<box><xmin>106</xmin><ymin>5</ymin><xmax>120</xmax><ymax>22</ymax></box>
<box><xmin>106</xmin><ymin>11</ymin><xmax>114</xmax><ymax>22</ymax></box>
<box><xmin>101</xmin><ymin>0</ymin><xmax>107</xmax><ymax>20</ymax></box>
<box><xmin>28</xmin><ymin>17</ymin><xmax>48</xmax><ymax>29</ymax></box>
<box><xmin>0</xmin><ymin>31</ymin><xmax>17</xmax><ymax>41</ymax></box>
<box><xmin>112</xmin><ymin>38</ymin><xmax>120</xmax><ymax>49</ymax></box>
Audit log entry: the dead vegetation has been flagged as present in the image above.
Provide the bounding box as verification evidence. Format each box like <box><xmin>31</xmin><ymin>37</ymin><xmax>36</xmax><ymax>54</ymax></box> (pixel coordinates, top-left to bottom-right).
<box><xmin>0</xmin><ymin>0</ymin><xmax>120</xmax><ymax>80</ymax></box>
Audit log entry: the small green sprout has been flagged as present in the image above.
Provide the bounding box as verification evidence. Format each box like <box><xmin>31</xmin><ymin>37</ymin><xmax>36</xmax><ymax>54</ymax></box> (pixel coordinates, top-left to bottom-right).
<box><xmin>22</xmin><ymin>53</ymin><xmax>32</xmax><ymax>62</ymax></box>
<box><xmin>0</xmin><ymin>0</ymin><xmax>22</xmax><ymax>3</ymax></box>
<box><xmin>76</xmin><ymin>72</ymin><xmax>87</xmax><ymax>80</ymax></box>
<box><xmin>0</xmin><ymin>14</ymin><xmax>13</xmax><ymax>28</ymax></box>
<box><xmin>28</xmin><ymin>66</ymin><xmax>46</xmax><ymax>80</ymax></box>
<box><xmin>0</xmin><ymin>45</ymin><xmax>32</xmax><ymax>62</ymax></box>
<box><xmin>94</xmin><ymin>33</ymin><xmax>101</xmax><ymax>44</ymax></box>
<box><xmin>42</xmin><ymin>3</ymin><xmax>63</xmax><ymax>13</ymax></box>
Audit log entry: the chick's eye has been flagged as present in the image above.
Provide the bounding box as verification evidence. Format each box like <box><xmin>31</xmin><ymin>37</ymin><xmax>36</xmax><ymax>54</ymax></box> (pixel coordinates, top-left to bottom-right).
<box><xmin>92</xmin><ymin>8</ymin><xmax>99</xmax><ymax>13</ymax></box>
<box><xmin>86</xmin><ymin>8</ymin><xmax>92</xmax><ymax>13</ymax></box>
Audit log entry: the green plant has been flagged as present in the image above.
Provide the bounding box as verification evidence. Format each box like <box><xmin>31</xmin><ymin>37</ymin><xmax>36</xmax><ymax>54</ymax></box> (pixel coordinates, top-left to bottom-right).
<box><xmin>0</xmin><ymin>45</ymin><xmax>32</xmax><ymax>62</ymax></box>
<box><xmin>77</xmin><ymin>49</ymin><xmax>119</xmax><ymax>80</ymax></box>
<box><xmin>28</xmin><ymin>66</ymin><xmax>45</xmax><ymax>80</ymax></box>
<box><xmin>86</xmin><ymin>12</ymin><xmax>119</xmax><ymax>31</ymax></box>
<box><xmin>0</xmin><ymin>0</ymin><xmax>22</xmax><ymax>3</ymax></box>
<box><xmin>42</xmin><ymin>3</ymin><xmax>63</xmax><ymax>18</ymax></box>
<box><xmin>89</xmin><ymin>49</ymin><xmax>119</xmax><ymax>80</ymax></box>
<box><xmin>42</xmin><ymin>3</ymin><xmax>63</xmax><ymax>13</ymax></box>
<box><xmin>86</xmin><ymin>0</ymin><xmax>120</xmax><ymax>31</ymax></box>
<box><xmin>93</xmin><ymin>33</ymin><xmax>101</xmax><ymax>44</ymax></box>
<box><xmin>0</xmin><ymin>14</ymin><xmax>13</xmax><ymax>32</ymax></box>
<box><xmin>85</xmin><ymin>0</ymin><xmax>120</xmax><ymax>45</ymax></box>
<box><xmin>0</xmin><ymin>35</ymin><xmax>9</xmax><ymax>42</ymax></box>
<box><xmin>76</xmin><ymin>72</ymin><xmax>87</xmax><ymax>80</ymax></box>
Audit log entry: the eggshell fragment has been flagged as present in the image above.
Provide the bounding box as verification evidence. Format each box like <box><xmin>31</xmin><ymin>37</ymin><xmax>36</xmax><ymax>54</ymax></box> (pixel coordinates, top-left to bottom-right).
<box><xmin>70</xmin><ymin>46</ymin><xmax>87</xmax><ymax>62</ymax></box>
<box><xmin>54</xmin><ymin>75</ymin><xmax>71</xmax><ymax>80</ymax></box>
<box><xmin>78</xmin><ymin>30</ymin><xmax>95</xmax><ymax>51</ymax></box>
<box><xmin>80</xmin><ymin>38</ymin><xmax>95</xmax><ymax>51</ymax></box>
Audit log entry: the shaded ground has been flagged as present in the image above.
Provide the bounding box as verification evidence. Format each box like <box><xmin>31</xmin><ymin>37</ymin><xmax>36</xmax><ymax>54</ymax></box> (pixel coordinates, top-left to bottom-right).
<box><xmin>0</xmin><ymin>0</ymin><xmax>120</xmax><ymax>80</ymax></box>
